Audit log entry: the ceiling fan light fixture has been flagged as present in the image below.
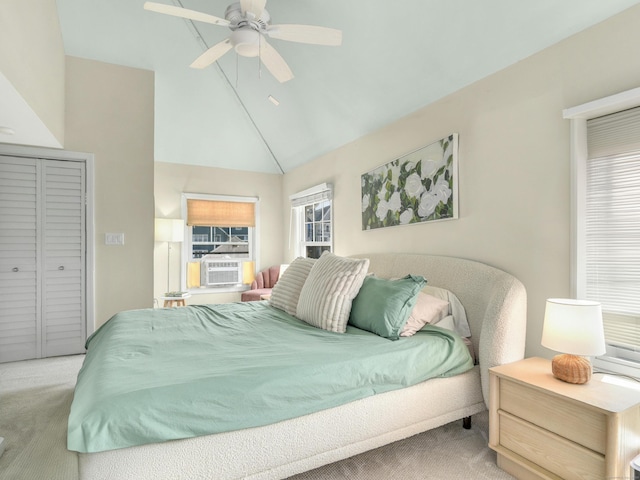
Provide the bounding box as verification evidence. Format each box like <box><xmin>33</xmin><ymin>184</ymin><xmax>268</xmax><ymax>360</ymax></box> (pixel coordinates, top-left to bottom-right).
<box><xmin>230</xmin><ymin>28</ymin><xmax>260</xmax><ymax>57</ymax></box>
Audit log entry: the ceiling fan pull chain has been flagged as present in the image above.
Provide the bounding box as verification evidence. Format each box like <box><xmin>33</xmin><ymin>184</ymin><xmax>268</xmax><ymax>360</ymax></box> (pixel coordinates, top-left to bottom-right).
<box><xmin>258</xmin><ymin>34</ymin><xmax>262</xmax><ymax>79</ymax></box>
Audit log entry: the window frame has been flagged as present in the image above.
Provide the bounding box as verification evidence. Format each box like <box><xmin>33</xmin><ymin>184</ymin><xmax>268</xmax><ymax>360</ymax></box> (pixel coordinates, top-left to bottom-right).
<box><xmin>564</xmin><ymin>87</ymin><xmax>640</xmax><ymax>379</ymax></box>
<box><xmin>181</xmin><ymin>193</ymin><xmax>260</xmax><ymax>294</ymax></box>
<box><xmin>290</xmin><ymin>184</ymin><xmax>333</xmax><ymax>259</ymax></box>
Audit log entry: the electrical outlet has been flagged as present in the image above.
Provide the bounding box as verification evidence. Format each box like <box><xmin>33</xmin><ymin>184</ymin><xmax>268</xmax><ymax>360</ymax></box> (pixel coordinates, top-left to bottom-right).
<box><xmin>105</xmin><ymin>233</ymin><xmax>125</xmax><ymax>245</ymax></box>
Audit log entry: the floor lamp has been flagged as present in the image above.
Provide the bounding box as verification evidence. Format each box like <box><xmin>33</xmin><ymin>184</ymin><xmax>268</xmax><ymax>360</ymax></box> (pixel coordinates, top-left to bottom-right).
<box><xmin>155</xmin><ymin>218</ymin><xmax>185</xmax><ymax>293</ymax></box>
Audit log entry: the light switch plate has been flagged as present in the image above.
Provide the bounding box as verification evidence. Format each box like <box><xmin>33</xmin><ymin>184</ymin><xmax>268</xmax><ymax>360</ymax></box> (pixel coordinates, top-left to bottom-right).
<box><xmin>105</xmin><ymin>233</ymin><xmax>125</xmax><ymax>245</ymax></box>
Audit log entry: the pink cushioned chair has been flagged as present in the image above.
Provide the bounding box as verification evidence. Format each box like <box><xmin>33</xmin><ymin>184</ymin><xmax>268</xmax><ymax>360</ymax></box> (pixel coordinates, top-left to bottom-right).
<box><xmin>241</xmin><ymin>265</ymin><xmax>281</xmax><ymax>302</ymax></box>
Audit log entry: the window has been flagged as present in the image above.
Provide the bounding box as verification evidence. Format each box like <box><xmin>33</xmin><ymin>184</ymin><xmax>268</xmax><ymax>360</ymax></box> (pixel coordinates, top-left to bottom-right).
<box><xmin>182</xmin><ymin>194</ymin><xmax>259</xmax><ymax>291</ymax></box>
<box><xmin>565</xmin><ymin>88</ymin><xmax>640</xmax><ymax>379</ymax></box>
<box><xmin>290</xmin><ymin>183</ymin><xmax>333</xmax><ymax>259</ymax></box>
<box><xmin>191</xmin><ymin>226</ymin><xmax>249</xmax><ymax>259</ymax></box>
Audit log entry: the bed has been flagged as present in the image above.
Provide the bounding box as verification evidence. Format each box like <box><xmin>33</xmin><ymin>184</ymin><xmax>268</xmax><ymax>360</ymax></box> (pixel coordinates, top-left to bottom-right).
<box><xmin>69</xmin><ymin>252</ymin><xmax>527</xmax><ymax>480</ymax></box>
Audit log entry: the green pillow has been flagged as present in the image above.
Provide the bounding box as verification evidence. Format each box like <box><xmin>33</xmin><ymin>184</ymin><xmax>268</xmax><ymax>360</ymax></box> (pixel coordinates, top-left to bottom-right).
<box><xmin>349</xmin><ymin>275</ymin><xmax>426</xmax><ymax>340</ymax></box>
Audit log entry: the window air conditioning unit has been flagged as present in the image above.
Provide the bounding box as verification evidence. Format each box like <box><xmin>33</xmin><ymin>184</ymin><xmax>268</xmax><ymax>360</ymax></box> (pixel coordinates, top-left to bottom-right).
<box><xmin>201</xmin><ymin>259</ymin><xmax>243</xmax><ymax>287</ymax></box>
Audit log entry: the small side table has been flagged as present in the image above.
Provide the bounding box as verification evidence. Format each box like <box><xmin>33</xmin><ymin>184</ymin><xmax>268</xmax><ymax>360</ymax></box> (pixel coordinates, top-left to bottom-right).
<box><xmin>161</xmin><ymin>295</ymin><xmax>191</xmax><ymax>307</ymax></box>
<box><xmin>489</xmin><ymin>357</ymin><xmax>640</xmax><ymax>480</ymax></box>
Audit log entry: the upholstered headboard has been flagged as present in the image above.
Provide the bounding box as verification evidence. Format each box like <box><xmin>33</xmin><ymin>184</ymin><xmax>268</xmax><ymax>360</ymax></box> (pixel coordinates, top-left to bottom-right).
<box><xmin>351</xmin><ymin>253</ymin><xmax>527</xmax><ymax>407</ymax></box>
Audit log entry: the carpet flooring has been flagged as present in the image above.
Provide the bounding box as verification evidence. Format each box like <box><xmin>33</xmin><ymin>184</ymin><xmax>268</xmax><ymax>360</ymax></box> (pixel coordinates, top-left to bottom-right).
<box><xmin>0</xmin><ymin>355</ymin><xmax>515</xmax><ymax>480</ymax></box>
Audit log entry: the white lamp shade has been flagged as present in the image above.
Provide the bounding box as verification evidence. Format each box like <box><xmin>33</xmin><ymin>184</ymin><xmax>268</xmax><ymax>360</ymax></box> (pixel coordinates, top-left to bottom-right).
<box><xmin>155</xmin><ymin>218</ymin><xmax>184</xmax><ymax>242</ymax></box>
<box><xmin>541</xmin><ymin>298</ymin><xmax>606</xmax><ymax>356</ymax></box>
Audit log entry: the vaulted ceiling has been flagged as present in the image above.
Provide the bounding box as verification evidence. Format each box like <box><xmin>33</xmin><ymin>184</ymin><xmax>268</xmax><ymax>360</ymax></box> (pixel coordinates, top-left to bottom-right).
<box><xmin>55</xmin><ymin>0</ymin><xmax>640</xmax><ymax>174</ymax></box>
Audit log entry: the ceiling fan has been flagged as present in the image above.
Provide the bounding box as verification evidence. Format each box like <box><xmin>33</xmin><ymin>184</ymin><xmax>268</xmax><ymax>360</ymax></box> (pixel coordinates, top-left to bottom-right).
<box><xmin>144</xmin><ymin>0</ymin><xmax>343</xmax><ymax>83</ymax></box>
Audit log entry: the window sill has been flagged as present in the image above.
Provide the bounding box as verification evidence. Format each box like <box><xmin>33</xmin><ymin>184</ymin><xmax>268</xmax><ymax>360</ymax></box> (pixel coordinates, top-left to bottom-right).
<box><xmin>593</xmin><ymin>355</ymin><xmax>640</xmax><ymax>382</ymax></box>
<box><xmin>187</xmin><ymin>285</ymin><xmax>250</xmax><ymax>295</ymax></box>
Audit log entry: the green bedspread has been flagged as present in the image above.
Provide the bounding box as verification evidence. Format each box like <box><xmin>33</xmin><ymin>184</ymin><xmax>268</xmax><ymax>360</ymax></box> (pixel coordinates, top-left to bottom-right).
<box><xmin>67</xmin><ymin>302</ymin><xmax>473</xmax><ymax>453</ymax></box>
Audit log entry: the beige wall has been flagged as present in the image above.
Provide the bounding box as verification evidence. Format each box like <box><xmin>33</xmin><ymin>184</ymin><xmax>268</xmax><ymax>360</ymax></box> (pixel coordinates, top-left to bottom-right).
<box><xmin>282</xmin><ymin>5</ymin><xmax>640</xmax><ymax>359</ymax></box>
<box><xmin>0</xmin><ymin>0</ymin><xmax>65</xmax><ymax>144</ymax></box>
<box><xmin>65</xmin><ymin>56</ymin><xmax>155</xmax><ymax>329</ymax></box>
<box><xmin>154</xmin><ymin>162</ymin><xmax>283</xmax><ymax>304</ymax></box>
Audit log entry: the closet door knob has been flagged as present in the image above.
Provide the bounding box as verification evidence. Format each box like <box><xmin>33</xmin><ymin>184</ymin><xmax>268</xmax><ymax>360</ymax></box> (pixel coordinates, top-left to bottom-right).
<box><xmin>12</xmin><ymin>267</ymin><xmax>19</xmax><ymax>272</ymax></box>
<box><xmin>58</xmin><ymin>266</ymin><xmax>65</xmax><ymax>271</ymax></box>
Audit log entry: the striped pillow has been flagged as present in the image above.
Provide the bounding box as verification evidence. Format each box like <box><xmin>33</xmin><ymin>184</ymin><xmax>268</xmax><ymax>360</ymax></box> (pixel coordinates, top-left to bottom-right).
<box><xmin>269</xmin><ymin>257</ymin><xmax>316</xmax><ymax>315</ymax></box>
<box><xmin>296</xmin><ymin>252</ymin><xmax>370</xmax><ymax>333</ymax></box>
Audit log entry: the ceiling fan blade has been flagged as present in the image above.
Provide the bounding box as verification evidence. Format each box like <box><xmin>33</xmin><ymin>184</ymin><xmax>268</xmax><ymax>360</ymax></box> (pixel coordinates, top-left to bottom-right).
<box><xmin>266</xmin><ymin>24</ymin><xmax>342</xmax><ymax>46</ymax></box>
<box><xmin>240</xmin><ymin>0</ymin><xmax>266</xmax><ymax>19</ymax></box>
<box><xmin>190</xmin><ymin>39</ymin><xmax>233</xmax><ymax>69</ymax></box>
<box><xmin>144</xmin><ymin>2</ymin><xmax>230</xmax><ymax>27</ymax></box>
<box><xmin>259</xmin><ymin>40</ymin><xmax>294</xmax><ymax>83</ymax></box>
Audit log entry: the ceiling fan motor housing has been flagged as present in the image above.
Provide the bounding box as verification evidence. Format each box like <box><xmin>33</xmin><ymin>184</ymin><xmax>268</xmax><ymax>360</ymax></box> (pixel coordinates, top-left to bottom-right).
<box><xmin>225</xmin><ymin>2</ymin><xmax>271</xmax><ymax>57</ymax></box>
<box><xmin>225</xmin><ymin>2</ymin><xmax>270</xmax><ymax>31</ymax></box>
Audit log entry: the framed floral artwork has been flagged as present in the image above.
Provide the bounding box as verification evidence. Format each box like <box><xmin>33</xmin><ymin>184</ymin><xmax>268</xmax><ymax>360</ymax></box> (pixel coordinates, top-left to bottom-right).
<box><xmin>361</xmin><ymin>134</ymin><xmax>458</xmax><ymax>230</ymax></box>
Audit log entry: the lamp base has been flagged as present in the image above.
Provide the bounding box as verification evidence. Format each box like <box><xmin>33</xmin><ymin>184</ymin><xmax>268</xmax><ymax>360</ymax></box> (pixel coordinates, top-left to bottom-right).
<box><xmin>551</xmin><ymin>354</ymin><xmax>592</xmax><ymax>384</ymax></box>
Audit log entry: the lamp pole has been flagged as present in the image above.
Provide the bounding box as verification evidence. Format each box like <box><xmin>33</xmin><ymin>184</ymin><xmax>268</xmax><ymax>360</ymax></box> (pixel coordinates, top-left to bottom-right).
<box><xmin>167</xmin><ymin>241</ymin><xmax>171</xmax><ymax>293</ymax></box>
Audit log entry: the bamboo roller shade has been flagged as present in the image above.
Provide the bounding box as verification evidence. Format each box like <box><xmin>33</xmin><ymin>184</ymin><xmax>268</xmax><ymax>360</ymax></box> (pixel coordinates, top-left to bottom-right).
<box><xmin>186</xmin><ymin>199</ymin><xmax>255</xmax><ymax>227</ymax></box>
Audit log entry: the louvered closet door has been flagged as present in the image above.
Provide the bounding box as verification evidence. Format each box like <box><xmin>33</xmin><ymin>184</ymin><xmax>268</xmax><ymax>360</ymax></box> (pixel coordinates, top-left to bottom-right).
<box><xmin>0</xmin><ymin>157</ymin><xmax>40</xmax><ymax>362</ymax></box>
<box><xmin>41</xmin><ymin>160</ymin><xmax>86</xmax><ymax>357</ymax></box>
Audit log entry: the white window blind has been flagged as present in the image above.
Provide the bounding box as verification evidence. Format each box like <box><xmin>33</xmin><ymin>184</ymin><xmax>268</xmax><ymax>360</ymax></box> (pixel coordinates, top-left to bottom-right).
<box><xmin>290</xmin><ymin>183</ymin><xmax>332</xmax><ymax>207</ymax></box>
<box><xmin>586</xmin><ymin>107</ymin><xmax>640</xmax><ymax>352</ymax></box>
<box><xmin>587</xmin><ymin>106</ymin><xmax>640</xmax><ymax>158</ymax></box>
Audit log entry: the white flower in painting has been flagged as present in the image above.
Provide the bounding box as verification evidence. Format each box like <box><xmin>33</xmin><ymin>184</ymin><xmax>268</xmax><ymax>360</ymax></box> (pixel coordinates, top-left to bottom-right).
<box><xmin>388</xmin><ymin>191</ymin><xmax>401</xmax><ymax>212</ymax></box>
<box><xmin>417</xmin><ymin>191</ymin><xmax>440</xmax><ymax>218</ymax></box>
<box><xmin>421</xmin><ymin>157</ymin><xmax>446</xmax><ymax>179</ymax></box>
<box><xmin>362</xmin><ymin>194</ymin><xmax>370</xmax><ymax>213</ymax></box>
<box><xmin>404</xmin><ymin>173</ymin><xmax>424</xmax><ymax>198</ymax></box>
<box><xmin>432</xmin><ymin>177</ymin><xmax>452</xmax><ymax>203</ymax></box>
<box><xmin>376</xmin><ymin>195</ymin><xmax>389</xmax><ymax>221</ymax></box>
<box><xmin>420</xmin><ymin>143</ymin><xmax>447</xmax><ymax>179</ymax></box>
<box><xmin>416</xmin><ymin>177</ymin><xmax>451</xmax><ymax>218</ymax></box>
<box><xmin>399</xmin><ymin>208</ymin><xmax>414</xmax><ymax>225</ymax></box>
<box><xmin>376</xmin><ymin>191</ymin><xmax>401</xmax><ymax>222</ymax></box>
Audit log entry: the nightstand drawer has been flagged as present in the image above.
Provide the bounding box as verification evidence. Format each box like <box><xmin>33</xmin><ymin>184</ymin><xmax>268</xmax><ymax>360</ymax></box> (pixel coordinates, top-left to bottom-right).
<box><xmin>500</xmin><ymin>378</ymin><xmax>606</xmax><ymax>454</ymax></box>
<box><xmin>499</xmin><ymin>411</ymin><xmax>605</xmax><ymax>480</ymax></box>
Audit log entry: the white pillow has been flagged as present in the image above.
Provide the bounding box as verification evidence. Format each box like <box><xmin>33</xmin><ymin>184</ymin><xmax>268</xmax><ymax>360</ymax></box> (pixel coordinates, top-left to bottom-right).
<box><xmin>421</xmin><ymin>285</ymin><xmax>471</xmax><ymax>338</ymax></box>
<box><xmin>400</xmin><ymin>292</ymin><xmax>449</xmax><ymax>337</ymax></box>
<box><xmin>269</xmin><ymin>257</ymin><xmax>316</xmax><ymax>316</ymax></box>
<box><xmin>296</xmin><ymin>252</ymin><xmax>369</xmax><ymax>333</ymax></box>
<box><xmin>435</xmin><ymin>315</ymin><xmax>456</xmax><ymax>332</ymax></box>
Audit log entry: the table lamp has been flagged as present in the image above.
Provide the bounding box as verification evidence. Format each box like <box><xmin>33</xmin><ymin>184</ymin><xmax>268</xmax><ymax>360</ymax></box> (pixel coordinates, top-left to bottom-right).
<box><xmin>541</xmin><ymin>298</ymin><xmax>606</xmax><ymax>384</ymax></box>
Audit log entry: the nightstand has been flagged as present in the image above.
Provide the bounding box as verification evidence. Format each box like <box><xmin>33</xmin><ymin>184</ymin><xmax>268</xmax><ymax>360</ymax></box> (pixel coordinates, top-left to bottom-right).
<box><xmin>489</xmin><ymin>357</ymin><xmax>640</xmax><ymax>480</ymax></box>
